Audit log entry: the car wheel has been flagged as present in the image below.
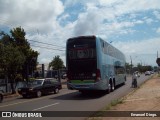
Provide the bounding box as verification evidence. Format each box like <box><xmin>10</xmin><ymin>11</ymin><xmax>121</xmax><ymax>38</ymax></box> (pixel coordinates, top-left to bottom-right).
<box><xmin>0</xmin><ymin>94</ymin><xmax>3</xmax><ymax>103</ymax></box>
<box><xmin>22</xmin><ymin>95</ymin><xmax>27</xmax><ymax>98</ymax></box>
<box><xmin>36</xmin><ymin>91</ymin><xmax>42</xmax><ymax>97</ymax></box>
<box><xmin>79</xmin><ymin>90</ymin><xmax>87</xmax><ymax>94</ymax></box>
<box><xmin>54</xmin><ymin>88</ymin><xmax>59</xmax><ymax>94</ymax></box>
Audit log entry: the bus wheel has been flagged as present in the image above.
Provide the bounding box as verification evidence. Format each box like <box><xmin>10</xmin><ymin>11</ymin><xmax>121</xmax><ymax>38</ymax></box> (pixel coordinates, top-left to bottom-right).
<box><xmin>106</xmin><ymin>83</ymin><xmax>111</xmax><ymax>94</ymax></box>
<box><xmin>111</xmin><ymin>81</ymin><xmax>115</xmax><ymax>92</ymax></box>
<box><xmin>122</xmin><ymin>82</ymin><xmax>126</xmax><ymax>85</ymax></box>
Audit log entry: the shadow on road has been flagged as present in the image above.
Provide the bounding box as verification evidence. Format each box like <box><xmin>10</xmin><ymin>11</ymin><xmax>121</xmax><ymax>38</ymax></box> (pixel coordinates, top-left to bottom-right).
<box><xmin>52</xmin><ymin>83</ymin><xmax>127</xmax><ymax>101</ymax></box>
<box><xmin>51</xmin><ymin>91</ymin><xmax>107</xmax><ymax>100</ymax></box>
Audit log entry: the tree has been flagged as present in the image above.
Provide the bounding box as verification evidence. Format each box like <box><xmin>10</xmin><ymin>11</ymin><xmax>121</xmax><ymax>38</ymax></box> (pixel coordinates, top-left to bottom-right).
<box><xmin>0</xmin><ymin>27</ymin><xmax>39</xmax><ymax>93</ymax></box>
<box><xmin>0</xmin><ymin>40</ymin><xmax>25</xmax><ymax>93</ymax></box>
<box><xmin>5</xmin><ymin>44</ymin><xmax>25</xmax><ymax>93</ymax></box>
<box><xmin>125</xmin><ymin>62</ymin><xmax>132</xmax><ymax>74</ymax></box>
<box><xmin>49</xmin><ymin>55</ymin><xmax>64</xmax><ymax>70</ymax></box>
<box><xmin>156</xmin><ymin>58</ymin><xmax>160</xmax><ymax>66</ymax></box>
<box><xmin>10</xmin><ymin>27</ymin><xmax>39</xmax><ymax>81</ymax></box>
<box><xmin>137</xmin><ymin>63</ymin><xmax>143</xmax><ymax>73</ymax></box>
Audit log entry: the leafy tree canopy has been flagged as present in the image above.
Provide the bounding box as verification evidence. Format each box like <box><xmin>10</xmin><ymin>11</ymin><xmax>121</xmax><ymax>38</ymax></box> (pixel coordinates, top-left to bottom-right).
<box><xmin>0</xmin><ymin>27</ymin><xmax>39</xmax><ymax>82</ymax></box>
<box><xmin>49</xmin><ymin>55</ymin><xmax>64</xmax><ymax>70</ymax></box>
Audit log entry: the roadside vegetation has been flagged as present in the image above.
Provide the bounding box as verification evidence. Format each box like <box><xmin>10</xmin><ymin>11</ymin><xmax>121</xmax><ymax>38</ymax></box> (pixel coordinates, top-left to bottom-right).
<box><xmin>0</xmin><ymin>27</ymin><xmax>39</xmax><ymax>93</ymax></box>
<box><xmin>87</xmin><ymin>73</ymin><xmax>159</xmax><ymax>120</ymax></box>
<box><xmin>158</xmin><ymin>73</ymin><xmax>160</xmax><ymax>77</ymax></box>
<box><xmin>0</xmin><ymin>27</ymin><xmax>64</xmax><ymax>94</ymax></box>
<box><xmin>125</xmin><ymin>63</ymin><xmax>157</xmax><ymax>74</ymax></box>
<box><xmin>87</xmin><ymin>98</ymin><xmax>124</xmax><ymax>120</ymax></box>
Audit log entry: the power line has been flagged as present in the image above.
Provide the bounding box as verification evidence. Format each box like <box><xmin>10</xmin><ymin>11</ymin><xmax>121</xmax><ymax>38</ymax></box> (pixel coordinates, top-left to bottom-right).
<box><xmin>28</xmin><ymin>39</ymin><xmax>64</xmax><ymax>48</ymax></box>
<box><xmin>29</xmin><ymin>39</ymin><xmax>66</xmax><ymax>51</ymax></box>
<box><xmin>30</xmin><ymin>44</ymin><xmax>65</xmax><ymax>51</ymax></box>
<box><xmin>0</xmin><ymin>20</ymin><xmax>66</xmax><ymax>51</ymax></box>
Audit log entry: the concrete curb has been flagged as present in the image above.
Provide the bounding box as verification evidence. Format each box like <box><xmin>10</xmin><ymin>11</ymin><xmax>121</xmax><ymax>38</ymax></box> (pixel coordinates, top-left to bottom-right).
<box><xmin>4</xmin><ymin>93</ymin><xmax>20</xmax><ymax>99</ymax></box>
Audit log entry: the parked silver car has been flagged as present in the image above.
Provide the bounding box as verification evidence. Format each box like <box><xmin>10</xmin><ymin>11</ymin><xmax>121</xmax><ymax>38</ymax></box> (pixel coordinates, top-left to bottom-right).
<box><xmin>145</xmin><ymin>71</ymin><xmax>150</xmax><ymax>76</ymax></box>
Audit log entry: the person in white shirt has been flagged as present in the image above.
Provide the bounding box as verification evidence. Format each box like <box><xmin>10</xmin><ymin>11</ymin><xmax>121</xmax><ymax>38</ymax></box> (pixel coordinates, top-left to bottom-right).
<box><xmin>132</xmin><ymin>72</ymin><xmax>138</xmax><ymax>88</ymax></box>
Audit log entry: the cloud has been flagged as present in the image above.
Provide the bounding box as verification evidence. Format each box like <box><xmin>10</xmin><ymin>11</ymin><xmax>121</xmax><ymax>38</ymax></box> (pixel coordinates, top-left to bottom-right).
<box><xmin>153</xmin><ymin>10</ymin><xmax>160</xmax><ymax>20</ymax></box>
<box><xmin>115</xmin><ymin>37</ymin><xmax>160</xmax><ymax>54</ymax></box>
<box><xmin>114</xmin><ymin>0</ymin><xmax>160</xmax><ymax>15</ymax></box>
<box><xmin>98</xmin><ymin>0</ymin><xmax>123</xmax><ymax>6</ymax></box>
<box><xmin>26</xmin><ymin>21</ymin><xmax>76</xmax><ymax>64</ymax></box>
<box><xmin>26</xmin><ymin>33</ymin><xmax>66</xmax><ymax>64</ymax></box>
<box><xmin>70</xmin><ymin>0</ymin><xmax>160</xmax><ymax>37</ymax></box>
<box><xmin>74</xmin><ymin>10</ymin><xmax>102</xmax><ymax>36</ymax></box>
<box><xmin>156</xmin><ymin>28</ymin><xmax>160</xmax><ymax>34</ymax></box>
<box><xmin>113</xmin><ymin>37</ymin><xmax>160</xmax><ymax>66</ymax></box>
<box><xmin>0</xmin><ymin>0</ymin><xmax>64</xmax><ymax>34</ymax></box>
<box><xmin>1</xmin><ymin>0</ymin><xmax>160</xmax><ymax>66</ymax></box>
<box><xmin>145</xmin><ymin>18</ymin><xmax>154</xmax><ymax>24</ymax></box>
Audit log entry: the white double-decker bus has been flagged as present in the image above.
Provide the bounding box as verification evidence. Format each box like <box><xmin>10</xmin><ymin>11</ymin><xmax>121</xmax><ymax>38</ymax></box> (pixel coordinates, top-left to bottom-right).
<box><xmin>66</xmin><ymin>36</ymin><xmax>126</xmax><ymax>93</ymax></box>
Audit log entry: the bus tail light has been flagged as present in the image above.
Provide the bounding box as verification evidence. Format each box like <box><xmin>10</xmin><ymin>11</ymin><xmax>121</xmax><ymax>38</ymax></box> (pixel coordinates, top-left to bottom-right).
<box><xmin>96</xmin><ymin>69</ymin><xmax>101</xmax><ymax>82</ymax></box>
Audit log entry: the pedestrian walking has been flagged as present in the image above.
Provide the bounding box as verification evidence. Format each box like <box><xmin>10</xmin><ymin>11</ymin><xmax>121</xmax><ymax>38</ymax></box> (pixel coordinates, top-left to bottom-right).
<box><xmin>132</xmin><ymin>72</ymin><xmax>138</xmax><ymax>88</ymax></box>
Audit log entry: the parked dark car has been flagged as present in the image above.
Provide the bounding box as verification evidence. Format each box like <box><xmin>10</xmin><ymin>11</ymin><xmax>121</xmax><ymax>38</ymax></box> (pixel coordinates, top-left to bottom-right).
<box><xmin>18</xmin><ymin>78</ymin><xmax>62</xmax><ymax>98</ymax></box>
<box><xmin>0</xmin><ymin>90</ymin><xmax>4</xmax><ymax>103</ymax></box>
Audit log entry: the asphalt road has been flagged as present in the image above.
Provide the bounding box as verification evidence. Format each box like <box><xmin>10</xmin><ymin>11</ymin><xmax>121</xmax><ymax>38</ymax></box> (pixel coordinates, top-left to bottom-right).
<box><xmin>0</xmin><ymin>74</ymin><xmax>152</xmax><ymax>120</ymax></box>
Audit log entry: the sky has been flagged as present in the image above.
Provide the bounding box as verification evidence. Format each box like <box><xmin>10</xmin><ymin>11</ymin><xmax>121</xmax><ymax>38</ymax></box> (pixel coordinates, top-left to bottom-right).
<box><xmin>0</xmin><ymin>0</ymin><xmax>160</xmax><ymax>67</ymax></box>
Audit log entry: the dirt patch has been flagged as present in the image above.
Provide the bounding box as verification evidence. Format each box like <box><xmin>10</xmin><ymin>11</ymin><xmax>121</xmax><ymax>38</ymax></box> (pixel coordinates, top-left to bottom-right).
<box><xmin>102</xmin><ymin>76</ymin><xmax>160</xmax><ymax>120</ymax></box>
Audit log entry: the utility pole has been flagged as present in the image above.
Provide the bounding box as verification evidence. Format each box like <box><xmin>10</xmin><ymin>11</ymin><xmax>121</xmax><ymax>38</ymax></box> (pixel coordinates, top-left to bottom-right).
<box><xmin>42</xmin><ymin>64</ymin><xmax>44</xmax><ymax>78</ymax></box>
<box><xmin>130</xmin><ymin>56</ymin><xmax>133</xmax><ymax>75</ymax></box>
<box><xmin>156</xmin><ymin>51</ymin><xmax>160</xmax><ymax>73</ymax></box>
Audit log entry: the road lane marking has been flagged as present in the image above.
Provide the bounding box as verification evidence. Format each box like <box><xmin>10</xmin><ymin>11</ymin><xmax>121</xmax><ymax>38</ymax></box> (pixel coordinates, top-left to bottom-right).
<box><xmin>0</xmin><ymin>90</ymin><xmax>73</xmax><ymax>108</ymax></box>
<box><xmin>0</xmin><ymin>95</ymin><xmax>56</xmax><ymax>108</ymax></box>
<box><xmin>32</xmin><ymin>102</ymin><xmax>59</xmax><ymax>111</ymax></box>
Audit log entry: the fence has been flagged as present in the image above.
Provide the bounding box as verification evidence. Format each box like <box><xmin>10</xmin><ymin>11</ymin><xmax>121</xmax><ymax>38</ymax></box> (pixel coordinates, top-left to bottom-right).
<box><xmin>0</xmin><ymin>79</ymin><xmax>26</xmax><ymax>93</ymax></box>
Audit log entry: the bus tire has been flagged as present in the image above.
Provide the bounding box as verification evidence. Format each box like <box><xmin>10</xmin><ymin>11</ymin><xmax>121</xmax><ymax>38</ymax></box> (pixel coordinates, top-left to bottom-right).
<box><xmin>111</xmin><ymin>80</ymin><xmax>115</xmax><ymax>92</ymax></box>
<box><xmin>122</xmin><ymin>82</ymin><xmax>126</xmax><ymax>85</ymax></box>
<box><xmin>106</xmin><ymin>83</ymin><xmax>111</xmax><ymax>94</ymax></box>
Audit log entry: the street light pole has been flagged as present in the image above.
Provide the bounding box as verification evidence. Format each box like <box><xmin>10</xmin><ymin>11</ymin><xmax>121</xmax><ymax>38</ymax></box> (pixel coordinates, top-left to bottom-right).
<box><xmin>130</xmin><ymin>56</ymin><xmax>133</xmax><ymax>75</ymax></box>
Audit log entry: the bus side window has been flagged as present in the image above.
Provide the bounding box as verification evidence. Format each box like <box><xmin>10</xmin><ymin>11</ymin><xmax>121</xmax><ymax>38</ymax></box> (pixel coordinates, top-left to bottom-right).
<box><xmin>103</xmin><ymin>42</ymin><xmax>105</xmax><ymax>48</ymax></box>
<box><xmin>115</xmin><ymin>67</ymin><xmax>125</xmax><ymax>75</ymax></box>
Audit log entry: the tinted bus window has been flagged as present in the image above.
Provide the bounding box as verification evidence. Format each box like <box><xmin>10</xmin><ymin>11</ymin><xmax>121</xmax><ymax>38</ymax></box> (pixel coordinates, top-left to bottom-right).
<box><xmin>66</xmin><ymin>37</ymin><xmax>97</xmax><ymax>79</ymax></box>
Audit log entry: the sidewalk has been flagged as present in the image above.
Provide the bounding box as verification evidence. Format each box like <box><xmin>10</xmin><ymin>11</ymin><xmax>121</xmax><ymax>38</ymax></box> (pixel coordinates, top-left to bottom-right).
<box><xmin>101</xmin><ymin>74</ymin><xmax>160</xmax><ymax>120</ymax></box>
<box><xmin>3</xmin><ymin>92</ymin><xmax>20</xmax><ymax>99</ymax></box>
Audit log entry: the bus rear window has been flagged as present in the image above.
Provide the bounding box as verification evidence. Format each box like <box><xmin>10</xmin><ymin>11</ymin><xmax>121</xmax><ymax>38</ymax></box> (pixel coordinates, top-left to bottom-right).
<box><xmin>67</xmin><ymin>37</ymin><xmax>96</xmax><ymax>60</ymax></box>
<box><xmin>69</xmin><ymin>49</ymin><xmax>96</xmax><ymax>59</ymax></box>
